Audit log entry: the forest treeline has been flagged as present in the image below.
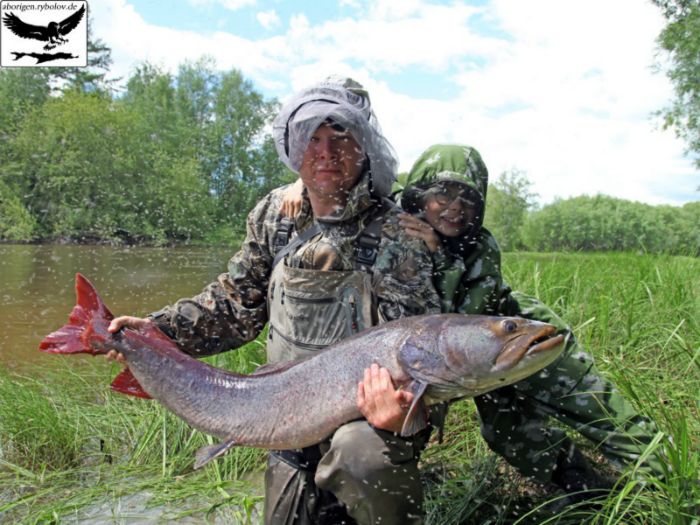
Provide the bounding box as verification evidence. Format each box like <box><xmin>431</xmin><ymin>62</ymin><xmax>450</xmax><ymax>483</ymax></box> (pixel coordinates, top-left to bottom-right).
<box><xmin>484</xmin><ymin>172</ymin><xmax>700</xmax><ymax>256</ymax></box>
<box><xmin>0</xmin><ymin>47</ymin><xmax>697</xmax><ymax>255</ymax></box>
<box><xmin>0</xmin><ymin>52</ymin><xmax>293</xmax><ymax>246</ymax></box>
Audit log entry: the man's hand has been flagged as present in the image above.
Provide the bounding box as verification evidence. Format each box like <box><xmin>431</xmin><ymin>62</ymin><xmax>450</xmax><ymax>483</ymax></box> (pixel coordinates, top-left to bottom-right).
<box><xmin>280</xmin><ymin>178</ymin><xmax>304</xmax><ymax>218</ymax></box>
<box><xmin>105</xmin><ymin>316</ymin><xmax>152</xmax><ymax>363</ymax></box>
<box><xmin>357</xmin><ymin>363</ymin><xmax>414</xmax><ymax>434</ymax></box>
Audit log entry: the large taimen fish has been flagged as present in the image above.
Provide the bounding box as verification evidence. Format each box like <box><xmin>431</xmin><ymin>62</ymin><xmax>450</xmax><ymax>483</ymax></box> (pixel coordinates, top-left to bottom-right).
<box><xmin>40</xmin><ymin>274</ymin><xmax>565</xmax><ymax>468</ymax></box>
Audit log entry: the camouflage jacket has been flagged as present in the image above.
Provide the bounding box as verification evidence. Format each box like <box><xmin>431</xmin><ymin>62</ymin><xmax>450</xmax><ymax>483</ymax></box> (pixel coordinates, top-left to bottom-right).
<box><xmin>429</xmin><ymin>229</ymin><xmax>569</xmax><ymax>326</ymax></box>
<box><xmin>149</xmin><ymin>173</ymin><xmax>441</xmax><ymax>356</ymax></box>
<box><xmin>431</xmin><ymin>227</ymin><xmax>510</xmax><ymax>315</ymax></box>
<box><xmin>394</xmin><ymin>144</ymin><xmax>509</xmax><ymax>316</ymax></box>
<box><xmin>395</xmin><ymin>143</ymin><xmax>578</xmax><ymax>370</ymax></box>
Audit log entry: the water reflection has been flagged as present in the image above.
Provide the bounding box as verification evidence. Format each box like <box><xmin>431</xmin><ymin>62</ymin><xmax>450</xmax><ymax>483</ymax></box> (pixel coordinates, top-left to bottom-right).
<box><xmin>0</xmin><ymin>244</ymin><xmax>236</xmax><ymax>370</ymax></box>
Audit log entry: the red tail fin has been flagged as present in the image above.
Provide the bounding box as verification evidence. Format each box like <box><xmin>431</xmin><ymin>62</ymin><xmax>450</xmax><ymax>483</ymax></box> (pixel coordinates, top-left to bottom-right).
<box><xmin>39</xmin><ymin>273</ymin><xmax>114</xmax><ymax>355</ymax></box>
<box><xmin>42</xmin><ymin>274</ymin><xmax>152</xmax><ymax>400</ymax></box>
<box><xmin>110</xmin><ymin>368</ymin><xmax>152</xmax><ymax>399</ymax></box>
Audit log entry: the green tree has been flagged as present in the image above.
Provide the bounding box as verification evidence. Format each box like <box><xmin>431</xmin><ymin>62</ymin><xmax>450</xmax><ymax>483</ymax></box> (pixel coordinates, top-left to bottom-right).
<box><xmin>0</xmin><ymin>69</ymin><xmax>51</xmax><ymax>147</ymax></box>
<box><xmin>170</xmin><ymin>58</ymin><xmax>287</xmax><ymax>227</ymax></box>
<box><xmin>653</xmin><ymin>0</ymin><xmax>700</xmax><ymax>168</ymax></box>
<box><xmin>120</xmin><ymin>63</ymin><xmax>188</xmax><ymax>165</ymax></box>
<box><xmin>2</xmin><ymin>50</ymin><xmax>288</xmax><ymax>244</ymax></box>
<box><xmin>55</xmin><ymin>35</ymin><xmax>115</xmax><ymax>94</ymax></box>
<box><xmin>0</xmin><ymin>177</ymin><xmax>36</xmax><ymax>240</ymax></box>
<box><xmin>678</xmin><ymin>200</ymin><xmax>700</xmax><ymax>256</ymax></box>
<box><xmin>121</xmin><ymin>59</ymin><xmax>290</xmax><ymax>241</ymax></box>
<box><xmin>7</xmin><ymin>91</ymin><xmax>213</xmax><ymax>242</ymax></box>
<box><xmin>484</xmin><ymin>168</ymin><xmax>537</xmax><ymax>251</ymax></box>
<box><xmin>0</xmin><ymin>69</ymin><xmax>51</xmax><ymax>240</ymax></box>
<box><xmin>522</xmin><ymin>194</ymin><xmax>698</xmax><ymax>256</ymax></box>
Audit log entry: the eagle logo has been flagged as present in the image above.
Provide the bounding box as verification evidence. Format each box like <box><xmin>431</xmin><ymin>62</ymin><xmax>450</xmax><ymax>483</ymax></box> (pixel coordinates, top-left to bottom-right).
<box><xmin>2</xmin><ymin>5</ymin><xmax>85</xmax><ymax>51</ymax></box>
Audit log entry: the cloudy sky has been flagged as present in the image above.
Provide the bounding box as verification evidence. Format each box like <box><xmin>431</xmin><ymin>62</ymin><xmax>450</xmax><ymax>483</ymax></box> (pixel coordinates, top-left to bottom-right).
<box><xmin>87</xmin><ymin>0</ymin><xmax>698</xmax><ymax>206</ymax></box>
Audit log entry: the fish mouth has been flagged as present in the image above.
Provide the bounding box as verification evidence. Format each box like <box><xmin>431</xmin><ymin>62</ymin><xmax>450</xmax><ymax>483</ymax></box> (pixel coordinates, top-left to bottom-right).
<box><xmin>527</xmin><ymin>333</ymin><xmax>565</xmax><ymax>355</ymax></box>
<box><xmin>494</xmin><ymin>325</ymin><xmax>565</xmax><ymax>372</ymax></box>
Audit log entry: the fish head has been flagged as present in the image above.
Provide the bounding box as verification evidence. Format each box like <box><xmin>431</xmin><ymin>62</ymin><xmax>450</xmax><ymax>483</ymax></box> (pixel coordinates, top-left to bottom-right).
<box><xmin>398</xmin><ymin>314</ymin><xmax>565</xmax><ymax>400</ymax></box>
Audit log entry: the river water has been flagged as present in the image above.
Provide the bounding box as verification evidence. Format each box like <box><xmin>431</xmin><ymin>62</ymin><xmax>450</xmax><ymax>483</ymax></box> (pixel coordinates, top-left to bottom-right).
<box><xmin>0</xmin><ymin>244</ymin><xmax>236</xmax><ymax>371</ymax></box>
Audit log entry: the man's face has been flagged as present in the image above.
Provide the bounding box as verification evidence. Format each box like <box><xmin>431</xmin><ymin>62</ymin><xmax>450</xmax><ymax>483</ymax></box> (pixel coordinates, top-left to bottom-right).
<box><xmin>299</xmin><ymin>124</ymin><xmax>365</xmax><ymax>207</ymax></box>
<box><xmin>422</xmin><ymin>182</ymin><xmax>479</xmax><ymax>238</ymax></box>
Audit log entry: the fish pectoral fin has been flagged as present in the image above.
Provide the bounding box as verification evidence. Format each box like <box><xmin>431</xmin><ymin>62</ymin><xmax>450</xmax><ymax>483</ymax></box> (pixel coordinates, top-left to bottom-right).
<box><xmin>110</xmin><ymin>369</ymin><xmax>152</xmax><ymax>399</ymax></box>
<box><xmin>194</xmin><ymin>438</ymin><xmax>238</xmax><ymax>470</ymax></box>
<box><xmin>400</xmin><ymin>381</ymin><xmax>429</xmax><ymax>437</ymax></box>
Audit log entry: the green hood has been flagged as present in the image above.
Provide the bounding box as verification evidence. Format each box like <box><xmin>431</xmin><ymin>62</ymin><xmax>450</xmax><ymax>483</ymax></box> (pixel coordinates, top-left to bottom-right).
<box><xmin>394</xmin><ymin>144</ymin><xmax>489</xmax><ymax>219</ymax></box>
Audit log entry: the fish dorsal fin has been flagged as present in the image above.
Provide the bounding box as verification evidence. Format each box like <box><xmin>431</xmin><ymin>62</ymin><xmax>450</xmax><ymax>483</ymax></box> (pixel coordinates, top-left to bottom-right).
<box><xmin>194</xmin><ymin>438</ymin><xmax>238</xmax><ymax>469</ymax></box>
<box><xmin>110</xmin><ymin>368</ymin><xmax>152</xmax><ymax>399</ymax></box>
<box><xmin>400</xmin><ymin>380</ymin><xmax>429</xmax><ymax>437</ymax></box>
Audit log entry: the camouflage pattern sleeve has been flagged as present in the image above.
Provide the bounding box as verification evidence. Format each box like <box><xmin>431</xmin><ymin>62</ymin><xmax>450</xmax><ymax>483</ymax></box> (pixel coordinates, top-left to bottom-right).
<box><xmin>148</xmin><ymin>193</ymin><xmax>277</xmax><ymax>356</ymax></box>
<box><xmin>372</xmin><ymin>212</ymin><xmax>441</xmax><ymax>321</ymax></box>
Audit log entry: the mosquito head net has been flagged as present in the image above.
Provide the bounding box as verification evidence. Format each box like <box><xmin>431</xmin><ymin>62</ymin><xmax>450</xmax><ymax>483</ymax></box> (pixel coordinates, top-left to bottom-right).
<box><xmin>272</xmin><ymin>76</ymin><xmax>398</xmax><ymax>198</ymax></box>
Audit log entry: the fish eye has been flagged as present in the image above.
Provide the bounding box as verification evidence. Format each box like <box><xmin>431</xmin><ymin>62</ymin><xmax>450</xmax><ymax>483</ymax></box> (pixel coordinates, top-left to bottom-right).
<box><xmin>503</xmin><ymin>320</ymin><xmax>518</xmax><ymax>333</ymax></box>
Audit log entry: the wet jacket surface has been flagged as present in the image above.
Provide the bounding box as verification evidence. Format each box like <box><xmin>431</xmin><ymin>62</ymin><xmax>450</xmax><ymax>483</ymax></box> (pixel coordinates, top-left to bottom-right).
<box><xmin>149</xmin><ymin>173</ymin><xmax>440</xmax><ymax>358</ymax></box>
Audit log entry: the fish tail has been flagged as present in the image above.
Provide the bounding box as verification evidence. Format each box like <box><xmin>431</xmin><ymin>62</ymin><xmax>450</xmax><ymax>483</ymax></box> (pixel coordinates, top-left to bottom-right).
<box><xmin>39</xmin><ymin>273</ymin><xmax>114</xmax><ymax>355</ymax></box>
<box><xmin>40</xmin><ymin>274</ymin><xmax>152</xmax><ymax>399</ymax></box>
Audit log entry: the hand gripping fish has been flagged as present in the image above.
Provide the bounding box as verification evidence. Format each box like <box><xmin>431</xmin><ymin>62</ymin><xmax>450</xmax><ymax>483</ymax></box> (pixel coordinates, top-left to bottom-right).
<box><xmin>40</xmin><ymin>274</ymin><xmax>565</xmax><ymax>468</ymax></box>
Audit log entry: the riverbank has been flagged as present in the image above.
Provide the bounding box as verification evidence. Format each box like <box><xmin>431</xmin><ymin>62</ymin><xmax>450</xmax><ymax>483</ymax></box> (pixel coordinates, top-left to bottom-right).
<box><xmin>2</xmin><ymin>251</ymin><xmax>698</xmax><ymax>523</ymax></box>
<box><xmin>0</xmin><ymin>232</ymin><xmax>243</xmax><ymax>249</ymax></box>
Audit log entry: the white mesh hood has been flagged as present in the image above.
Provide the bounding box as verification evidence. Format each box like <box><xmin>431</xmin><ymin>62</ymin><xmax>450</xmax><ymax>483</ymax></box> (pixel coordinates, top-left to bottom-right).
<box><xmin>272</xmin><ymin>77</ymin><xmax>398</xmax><ymax>197</ymax></box>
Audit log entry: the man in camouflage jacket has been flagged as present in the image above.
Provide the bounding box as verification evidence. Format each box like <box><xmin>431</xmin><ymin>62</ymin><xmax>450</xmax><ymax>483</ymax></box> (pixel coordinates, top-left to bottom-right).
<box><xmin>109</xmin><ymin>78</ymin><xmax>440</xmax><ymax>525</ymax></box>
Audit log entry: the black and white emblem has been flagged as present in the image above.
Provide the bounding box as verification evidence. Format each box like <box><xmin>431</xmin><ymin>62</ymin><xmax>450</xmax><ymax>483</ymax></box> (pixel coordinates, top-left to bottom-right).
<box><xmin>1</xmin><ymin>1</ymin><xmax>87</xmax><ymax>67</ymax></box>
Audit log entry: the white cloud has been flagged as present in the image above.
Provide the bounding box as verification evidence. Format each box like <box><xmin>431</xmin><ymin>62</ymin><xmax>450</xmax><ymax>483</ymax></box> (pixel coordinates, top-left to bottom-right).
<box><xmin>89</xmin><ymin>0</ymin><xmax>698</xmax><ymax>205</ymax></box>
<box><xmin>91</xmin><ymin>0</ymin><xmax>279</xmax><ymax>84</ymax></box>
<box><xmin>280</xmin><ymin>3</ymin><xmax>492</xmax><ymax>72</ymax></box>
<box><xmin>256</xmin><ymin>9</ymin><xmax>280</xmax><ymax>30</ymax></box>
<box><xmin>221</xmin><ymin>0</ymin><xmax>256</xmax><ymax>9</ymax></box>
<box><xmin>186</xmin><ymin>0</ymin><xmax>256</xmax><ymax>10</ymax></box>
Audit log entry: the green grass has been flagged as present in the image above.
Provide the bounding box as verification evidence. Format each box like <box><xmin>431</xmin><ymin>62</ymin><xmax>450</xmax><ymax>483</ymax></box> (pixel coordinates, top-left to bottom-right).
<box><xmin>419</xmin><ymin>252</ymin><xmax>700</xmax><ymax>524</ymax></box>
<box><xmin>0</xmin><ymin>340</ymin><xmax>267</xmax><ymax>524</ymax></box>
<box><xmin>1</xmin><ymin>252</ymin><xmax>698</xmax><ymax>523</ymax></box>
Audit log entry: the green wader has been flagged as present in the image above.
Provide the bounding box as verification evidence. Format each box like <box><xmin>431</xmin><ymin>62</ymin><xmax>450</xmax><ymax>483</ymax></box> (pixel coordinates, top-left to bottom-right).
<box><xmin>474</xmin><ymin>292</ymin><xmax>664</xmax><ymax>483</ymax></box>
<box><xmin>263</xmin><ymin>257</ymin><xmax>428</xmax><ymax>525</ymax></box>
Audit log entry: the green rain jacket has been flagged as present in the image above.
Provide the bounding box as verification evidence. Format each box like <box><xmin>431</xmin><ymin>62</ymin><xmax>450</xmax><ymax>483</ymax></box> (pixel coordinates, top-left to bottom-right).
<box><xmin>395</xmin><ymin>148</ymin><xmax>665</xmax><ymax>485</ymax></box>
<box><xmin>394</xmin><ymin>144</ymin><xmax>507</xmax><ymax>315</ymax></box>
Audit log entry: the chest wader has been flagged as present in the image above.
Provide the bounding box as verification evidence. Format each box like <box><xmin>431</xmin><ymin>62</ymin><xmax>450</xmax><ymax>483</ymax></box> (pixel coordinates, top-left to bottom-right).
<box><xmin>264</xmin><ymin>215</ymin><xmax>381</xmax><ymax>525</ymax></box>
<box><xmin>266</xmin><ymin>249</ymin><xmax>376</xmax><ymax>364</ymax></box>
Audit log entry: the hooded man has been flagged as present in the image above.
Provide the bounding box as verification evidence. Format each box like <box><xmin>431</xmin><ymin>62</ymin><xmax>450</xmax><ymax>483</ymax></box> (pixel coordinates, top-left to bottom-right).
<box><xmin>108</xmin><ymin>78</ymin><xmax>440</xmax><ymax>525</ymax></box>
